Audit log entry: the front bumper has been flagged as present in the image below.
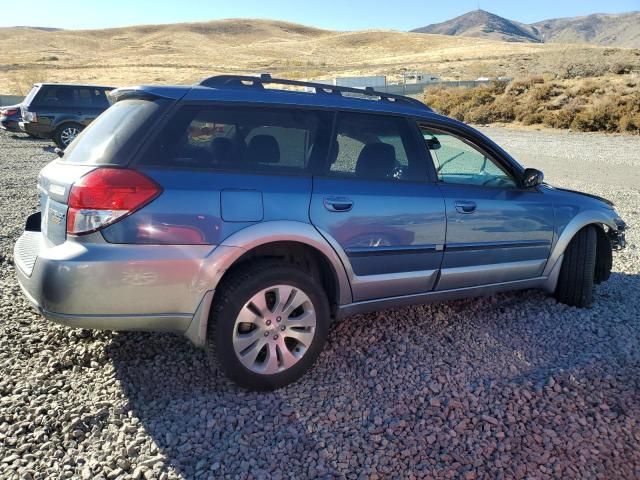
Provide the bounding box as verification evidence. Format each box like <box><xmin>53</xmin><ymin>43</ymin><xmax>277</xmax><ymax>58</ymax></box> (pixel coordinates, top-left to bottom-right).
<box><xmin>609</xmin><ymin>219</ymin><xmax>627</xmax><ymax>250</ymax></box>
<box><xmin>14</xmin><ymin>212</ymin><xmax>219</xmax><ymax>334</ymax></box>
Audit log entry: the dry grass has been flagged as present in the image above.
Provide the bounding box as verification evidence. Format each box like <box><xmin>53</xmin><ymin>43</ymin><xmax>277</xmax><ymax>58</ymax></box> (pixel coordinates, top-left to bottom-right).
<box><xmin>1</xmin><ymin>19</ymin><xmax>639</xmax><ymax>94</ymax></box>
<box><xmin>424</xmin><ymin>74</ymin><xmax>640</xmax><ymax>133</ymax></box>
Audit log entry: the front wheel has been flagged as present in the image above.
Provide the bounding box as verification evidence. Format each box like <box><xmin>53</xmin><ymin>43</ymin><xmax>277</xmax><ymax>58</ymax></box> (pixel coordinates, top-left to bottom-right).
<box><xmin>207</xmin><ymin>261</ymin><xmax>330</xmax><ymax>390</ymax></box>
<box><xmin>554</xmin><ymin>226</ymin><xmax>597</xmax><ymax>308</ymax></box>
<box><xmin>54</xmin><ymin>123</ymin><xmax>83</xmax><ymax>149</ymax></box>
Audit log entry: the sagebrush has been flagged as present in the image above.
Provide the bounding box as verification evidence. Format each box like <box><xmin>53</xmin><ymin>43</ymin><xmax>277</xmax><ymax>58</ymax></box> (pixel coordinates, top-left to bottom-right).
<box><xmin>424</xmin><ymin>75</ymin><xmax>640</xmax><ymax>133</ymax></box>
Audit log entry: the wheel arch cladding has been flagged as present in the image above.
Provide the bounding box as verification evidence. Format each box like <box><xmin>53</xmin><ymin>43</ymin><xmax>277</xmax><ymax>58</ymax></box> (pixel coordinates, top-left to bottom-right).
<box><xmin>218</xmin><ymin>240</ymin><xmax>341</xmax><ymax>312</ymax></box>
<box><xmin>185</xmin><ymin>221</ymin><xmax>353</xmax><ymax>347</ymax></box>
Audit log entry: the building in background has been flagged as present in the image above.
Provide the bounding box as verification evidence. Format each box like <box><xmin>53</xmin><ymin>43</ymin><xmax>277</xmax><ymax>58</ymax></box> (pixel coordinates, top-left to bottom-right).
<box><xmin>403</xmin><ymin>72</ymin><xmax>440</xmax><ymax>84</ymax></box>
<box><xmin>333</xmin><ymin>76</ymin><xmax>387</xmax><ymax>89</ymax></box>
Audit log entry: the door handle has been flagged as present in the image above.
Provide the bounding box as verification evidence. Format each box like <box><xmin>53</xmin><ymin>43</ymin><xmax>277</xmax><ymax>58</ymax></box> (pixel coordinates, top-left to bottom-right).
<box><xmin>323</xmin><ymin>197</ymin><xmax>353</xmax><ymax>212</ymax></box>
<box><xmin>454</xmin><ymin>200</ymin><xmax>477</xmax><ymax>214</ymax></box>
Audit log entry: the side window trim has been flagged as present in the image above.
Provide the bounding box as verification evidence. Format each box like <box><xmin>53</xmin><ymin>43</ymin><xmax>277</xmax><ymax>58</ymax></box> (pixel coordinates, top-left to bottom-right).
<box><xmin>417</xmin><ymin>121</ymin><xmax>524</xmax><ymax>189</ymax></box>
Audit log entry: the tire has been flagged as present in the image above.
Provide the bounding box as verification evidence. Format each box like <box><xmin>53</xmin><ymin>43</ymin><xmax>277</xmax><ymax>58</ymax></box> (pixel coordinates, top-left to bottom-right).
<box><xmin>554</xmin><ymin>226</ymin><xmax>597</xmax><ymax>308</ymax></box>
<box><xmin>207</xmin><ymin>260</ymin><xmax>330</xmax><ymax>390</ymax></box>
<box><xmin>54</xmin><ymin>122</ymin><xmax>83</xmax><ymax>149</ymax></box>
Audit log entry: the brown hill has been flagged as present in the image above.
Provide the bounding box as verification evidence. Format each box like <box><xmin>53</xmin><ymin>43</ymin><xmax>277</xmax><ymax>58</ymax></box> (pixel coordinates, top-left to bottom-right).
<box><xmin>532</xmin><ymin>12</ymin><xmax>640</xmax><ymax>47</ymax></box>
<box><xmin>0</xmin><ymin>19</ymin><xmax>638</xmax><ymax>95</ymax></box>
<box><xmin>412</xmin><ymin>10</ymin><xmax>541</xmax><ymax>43</ymax></box>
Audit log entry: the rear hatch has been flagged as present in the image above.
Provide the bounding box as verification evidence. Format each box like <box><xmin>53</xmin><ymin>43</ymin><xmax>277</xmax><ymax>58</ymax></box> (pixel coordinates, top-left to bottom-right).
<box><xmin>20</xmin><ymin>84</ymin><xmax>42</xmax><ymax>122</ymax></box>
<box><xmin>36</xmin><ymin>96</ymin><xmax>171</xmax><ymax>245</ymax></box>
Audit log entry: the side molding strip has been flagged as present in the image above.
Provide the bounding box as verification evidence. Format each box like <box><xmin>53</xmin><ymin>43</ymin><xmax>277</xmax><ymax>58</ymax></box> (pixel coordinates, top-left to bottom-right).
<box><xmin>337</xmin><ymin>276</ymin><xmax>547</xmax><ymax>318</ymax></box>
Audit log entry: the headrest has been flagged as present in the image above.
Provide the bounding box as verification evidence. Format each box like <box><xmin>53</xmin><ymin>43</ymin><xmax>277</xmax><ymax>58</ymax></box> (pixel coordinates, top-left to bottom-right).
<box><xmin>210</xmin><ymin>137</ymin><xmax>234</xmax><ymax>163</ymax></box>
<box><xmin>57</xmin><ymin>88</ymin><xmax>72</xmax><ymax>101</ymax></box>
<box><xmin>355</xmin><ymin>143</ymin><xmax>396</xmax><ymax>179</ymax></box>
<box><xmin>246</xmin><ymin>134</ymin><xmax>280</xmax><ymax>163</ymax></box>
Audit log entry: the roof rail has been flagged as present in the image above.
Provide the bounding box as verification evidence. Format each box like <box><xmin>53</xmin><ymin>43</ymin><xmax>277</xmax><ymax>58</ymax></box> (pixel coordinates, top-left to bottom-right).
<box><xmin>198</xmin><ymin>73</ymin><xmax>431</xmax><ymax>111</ymax></box>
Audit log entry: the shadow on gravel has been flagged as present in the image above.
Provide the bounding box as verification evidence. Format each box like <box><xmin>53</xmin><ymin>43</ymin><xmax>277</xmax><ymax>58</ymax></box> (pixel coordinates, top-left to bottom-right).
<box><xmin>106</xmin><ymin>331</ymin><xmax>341</xmax><ymax>478</ymax></box>
<box><xmin>9</xmin><ymin>134</ymin><xmax>41</xmax><ymax>141</ymax></box>
<box><xmin>106</xmin><ymin>271</ymin><xmax>640</xmax><ymax>478</ymax></box>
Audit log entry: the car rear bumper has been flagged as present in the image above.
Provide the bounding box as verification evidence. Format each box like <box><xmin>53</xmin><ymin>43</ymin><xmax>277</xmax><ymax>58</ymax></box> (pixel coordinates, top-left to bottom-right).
<box><xmin>1</xmin><ymin>119</ymin><xmax>21</xmax><ymax>132</ymax></box>
<box><xmin>19</xmin><ymin>121</ymin><xmax>52</xmax><ymax>138</ymax></box>
<box><xmin>14</xmin><ymin>213</ymin><xmax>224</xmax><ymax>334</ymax></box>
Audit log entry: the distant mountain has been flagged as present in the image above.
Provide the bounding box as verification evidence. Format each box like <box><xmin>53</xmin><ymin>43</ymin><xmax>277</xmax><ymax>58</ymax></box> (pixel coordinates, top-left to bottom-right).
<box><xmin>412</xmin><ymin>10</ymin><xmax>541</xmax><ymax>43</ymax></box>
<box><xmin>532</xmin><ymin>12</ymin><xmax>640</xmax><ymax>47</ymax></box>
<box><xmin>12</xmin><ymin>26</ymin><xmax>63</xmax><ymax>32</ymax></box>
<box><xmin>412</xmin><ymin>10</ymin><xmax>640</xmax><ymax>48</ymax></box>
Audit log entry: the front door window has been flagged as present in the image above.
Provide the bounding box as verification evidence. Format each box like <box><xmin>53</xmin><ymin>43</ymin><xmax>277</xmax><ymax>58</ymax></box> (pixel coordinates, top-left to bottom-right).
<box><xmin>421</xmin><ymin>128</ymin><xmax>518</xmax><ymax>189</ymax></box>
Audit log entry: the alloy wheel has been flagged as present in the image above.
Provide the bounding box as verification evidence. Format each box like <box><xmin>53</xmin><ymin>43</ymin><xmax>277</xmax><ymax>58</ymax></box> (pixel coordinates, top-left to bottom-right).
<box><xmin>232</xmin><ymin>284</ymin><xmax>317</xmax><ymax>375</ymax></box>
<box><xmin>60</xmin><ymin>126</ymin><xmax>80</xmax><ymax>147</ymax></box>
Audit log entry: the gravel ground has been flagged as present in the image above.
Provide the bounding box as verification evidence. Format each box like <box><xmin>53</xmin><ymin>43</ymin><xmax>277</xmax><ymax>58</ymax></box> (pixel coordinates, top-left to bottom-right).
<box><xmin>1</xmin><ymin>128</ymin><xmax>639</xmax><ymax>479</ymax></box>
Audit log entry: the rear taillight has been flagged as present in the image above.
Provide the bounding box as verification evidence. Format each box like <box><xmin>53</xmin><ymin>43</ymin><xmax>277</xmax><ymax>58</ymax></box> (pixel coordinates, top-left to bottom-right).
<box><xmin>67</xmin><ymin>168</ymin><xmax>162</xmax><ymax>235</ymax></box>
<box><xmin>2</xmin><ymin>109</ymin><xmax>17</xmax><ymax>116</ymax></box>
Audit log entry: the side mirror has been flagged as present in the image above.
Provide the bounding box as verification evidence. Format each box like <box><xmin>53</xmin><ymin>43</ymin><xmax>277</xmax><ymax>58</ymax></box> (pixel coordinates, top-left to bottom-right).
<box><xmin>523</xmin><ymin>168</ymin><xmax>544</xmax><ymax>188</ymax></box>
<box><xmin>425</xmin><ymin>137</ymin><xmax>441</xmax><ymax>150</ymax></box>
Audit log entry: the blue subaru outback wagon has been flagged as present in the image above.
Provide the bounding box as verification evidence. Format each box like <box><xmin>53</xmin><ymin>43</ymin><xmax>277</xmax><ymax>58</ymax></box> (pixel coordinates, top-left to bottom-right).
<box><xmin>14</xmin><ymin>74</ymin><xmax>626</xmax><ymax>389</ymax></box>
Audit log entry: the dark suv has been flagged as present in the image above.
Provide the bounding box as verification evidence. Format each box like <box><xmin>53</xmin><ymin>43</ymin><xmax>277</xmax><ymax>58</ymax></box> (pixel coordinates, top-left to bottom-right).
<box><xmin>20</xmin><ymin>83</ymin><xmax>114</xmax><ymax>148</ymax></box>
<box><xmin>14</xmin><ymin>74</ymin><xmax>626</xmax><ymax>390</ymax></box>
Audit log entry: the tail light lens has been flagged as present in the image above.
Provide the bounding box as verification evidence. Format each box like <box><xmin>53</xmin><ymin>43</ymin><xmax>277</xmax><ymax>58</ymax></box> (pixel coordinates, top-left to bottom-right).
<box><xmin>2</xmin><ymin>109</ymin><xmax>17</xmax><ymax>116</ymax></box>
<box><xmin>67</xmin><ymin>168</ymin><xmax>162</xmax><ymax>235</ymax></box>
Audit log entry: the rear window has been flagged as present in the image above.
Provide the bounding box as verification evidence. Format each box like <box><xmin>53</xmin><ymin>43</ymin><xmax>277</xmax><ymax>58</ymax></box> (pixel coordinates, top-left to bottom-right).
<box><xmin>23</xmin><ymin>85</ymin><xmax>40</xmax><ymax>105</ymax></box>
<box><xmin>140</xmin><ymin>105</ymin><xmax>332</xmax><ymax>174</ymax></box>
<box><xmin>62</xmin><ymin>98</ymin><xmax>168</xmax><ymax>165</ymax></box>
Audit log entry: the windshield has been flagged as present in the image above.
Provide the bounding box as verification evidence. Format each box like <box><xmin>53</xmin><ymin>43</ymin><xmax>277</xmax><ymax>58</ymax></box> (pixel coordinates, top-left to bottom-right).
<box><xmin>63</xmin><ymin>98</ymin><xmax>168</xmax><ymax>165</ymax></box>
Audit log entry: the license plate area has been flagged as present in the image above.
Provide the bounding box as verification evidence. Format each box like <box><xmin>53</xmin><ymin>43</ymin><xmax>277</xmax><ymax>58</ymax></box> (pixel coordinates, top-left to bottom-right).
<box><xmin>43</xmin><ymin>198</ymin><xmax>68</xmax><ymax>245</ymax></box>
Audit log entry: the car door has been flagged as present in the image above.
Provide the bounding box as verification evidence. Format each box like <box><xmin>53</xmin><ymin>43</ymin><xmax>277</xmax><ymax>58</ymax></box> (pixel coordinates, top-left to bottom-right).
<box><xmin>310</xmin><ymin>112</ymin><xmax>447</xmax><ymax>302</ymax></box>
<box><xmin>73</xmin><ymin>87</ymin><xmax>108</xmax><ymax>126</ymax></box>
<box><xmin>418</xmin><ymin>122</ymin><xmax>554</xmax><ymax>290</ymax></box>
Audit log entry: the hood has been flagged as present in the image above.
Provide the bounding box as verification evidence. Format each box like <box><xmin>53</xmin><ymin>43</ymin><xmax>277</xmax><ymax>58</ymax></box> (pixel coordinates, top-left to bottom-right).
<box><xmin>543</xmin><ymin>184</ymin><xmax>614</xmax><ymax>208</ymax></box>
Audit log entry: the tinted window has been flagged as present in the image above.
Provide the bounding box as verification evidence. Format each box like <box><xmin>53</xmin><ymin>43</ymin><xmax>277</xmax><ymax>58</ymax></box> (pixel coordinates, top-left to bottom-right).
<box><xmin>31</xmin><ymin>86</ymin><xmax>111</xmax><ymax>108</ymax></box>
<box><xmin>421</xmin><ymin>127</ymin><xmax>517</xmax><ymax>189</ymax></box>
<box><xmin>23</xmin><ymin>85</ymin><xmax>40</xmax><ymax>105</ymax></box>
<box><xmin>327</xmin><ymin>112</ymin><xmax>426</xmax><ymax>182</ymax></box>
<box><xmin>141</xmin><ymin>106</ymin><xmax>330</xmax><ymax>173</ymax></box>
<box><xmin>63</xmin><ymin>99</ymin><xmax>168</xmax><ymax>165</ymax></box>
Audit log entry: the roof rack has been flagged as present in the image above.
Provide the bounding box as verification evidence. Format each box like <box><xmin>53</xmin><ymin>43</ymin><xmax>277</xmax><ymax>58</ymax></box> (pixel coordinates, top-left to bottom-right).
<box><xmin>199</xmin><ymin>73</ymin><xmax>431</xmax><ymax>111</ymax></box>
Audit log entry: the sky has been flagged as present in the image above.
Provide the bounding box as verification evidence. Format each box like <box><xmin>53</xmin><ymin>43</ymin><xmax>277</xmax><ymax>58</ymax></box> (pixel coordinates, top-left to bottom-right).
<box><xmin>1</xmin><ymin>0</ymin><xmax>639</xmax><ymax>31</ymax></box>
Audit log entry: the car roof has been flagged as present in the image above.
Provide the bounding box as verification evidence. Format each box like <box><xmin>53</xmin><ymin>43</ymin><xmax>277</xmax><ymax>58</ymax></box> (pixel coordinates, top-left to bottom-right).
<box><xmin>111</xmin><ymin>81</ymin><xmax>441</xmax><ymax>120</ymax></box>
<box><xmin>34</xmin><ymin>83</ymin><xmax>115</xmax><ymax>89</ymax></box>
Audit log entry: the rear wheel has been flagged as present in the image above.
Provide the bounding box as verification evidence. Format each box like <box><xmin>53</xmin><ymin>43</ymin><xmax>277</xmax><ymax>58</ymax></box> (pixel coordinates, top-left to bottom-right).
<box><xmin>54</xmin><ymin>122</ymin><xmax>83</xmax><ymax>149</ymax></box>
<box><xmin>554</xmin><ymin>226</ymin><xmax>597</xmax><ymax>308</ymax></box>
<box><xmin>207</xmin><ymin>260</ymin><xmax>330</xmax><ymax>390</ymax></box>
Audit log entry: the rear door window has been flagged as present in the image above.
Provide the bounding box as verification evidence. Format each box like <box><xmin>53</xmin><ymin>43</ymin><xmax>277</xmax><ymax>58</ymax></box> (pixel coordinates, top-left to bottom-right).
<box><xmin>327</xmin><ymin>112</ymin><xmax>427</xmax><ymax>182</ymax></box>
<box><xmin>140</xmin><ymin>105</ymin><xmax>331</xmax><ymax>174</ymax></box>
